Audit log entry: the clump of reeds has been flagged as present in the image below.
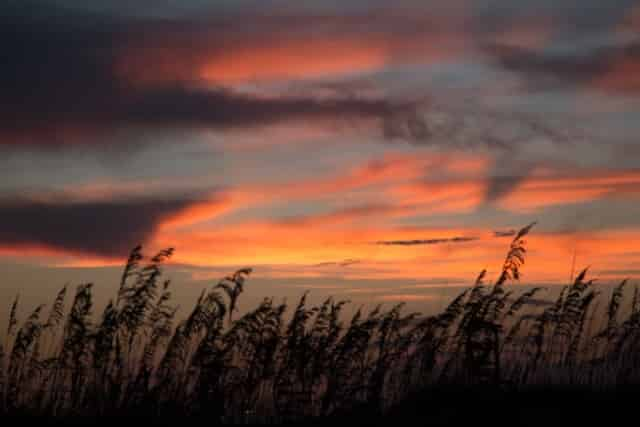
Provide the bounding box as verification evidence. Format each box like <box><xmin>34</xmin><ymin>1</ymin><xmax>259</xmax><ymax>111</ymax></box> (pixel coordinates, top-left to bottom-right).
<box><xmin>0</xmin><ymin>222</ymin><xmax>638</xmax><ymax>421</ymax></box>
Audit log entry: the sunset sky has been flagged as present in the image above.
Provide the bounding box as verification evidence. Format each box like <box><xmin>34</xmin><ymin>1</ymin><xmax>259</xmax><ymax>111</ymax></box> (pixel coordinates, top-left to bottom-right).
<box><xmin>2</xmin><ymin>0</ymin><xmax>640</xmax><ymax>316</ymax></box>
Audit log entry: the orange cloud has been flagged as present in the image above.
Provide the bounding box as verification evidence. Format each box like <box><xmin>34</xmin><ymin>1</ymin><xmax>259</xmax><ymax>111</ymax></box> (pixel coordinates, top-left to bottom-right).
<box><xmin>164</xmin><ymin>152</ymin><xmax>491</xmax><ymax>234</ymax></box>
<box><xmin>497</xmin><ymin>169</ymin><xmax>640</xmax><ymax>212</ymax></box>
<box><xmin>0</xmin><ymin>244</ymin><xmax>127</xmax><ymax>268</ymax></box>
<box><xmin>201</xmin><ymin>38</ymin><xmax>389</xmax><ymax>83</ymax></box>
<box><xmin>246</xmin><ymin>151</ymin><xmax>490</xmax><ymax>206</ymax></box>
<box><xmin>199</xmin><ymin>152</ymin><xmax>452</xmax><ymax>216</ymax></box>
<box><xmin>117</xmin><ymin>15</ymin><xmax>470</xmax><ymax>86</ymax></box>
<box><xmin>389</xmin><ymin>179</ymin><xmax>487</xmax><ymax>214</ymax></box>
<box><xmin>159</xmin><ymin>193</ymin><xmax>239</xmax><ymax>230</ymax></box>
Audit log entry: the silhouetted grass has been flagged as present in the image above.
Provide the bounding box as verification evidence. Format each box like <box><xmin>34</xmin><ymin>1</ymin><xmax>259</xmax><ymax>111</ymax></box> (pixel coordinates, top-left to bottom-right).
<box><xmin>1</xmin><ymin>223</ymin><xmax>639</xmax><ymax>422</ymax></box>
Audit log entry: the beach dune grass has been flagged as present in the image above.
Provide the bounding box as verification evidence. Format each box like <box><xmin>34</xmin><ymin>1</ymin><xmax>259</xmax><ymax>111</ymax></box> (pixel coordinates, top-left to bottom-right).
<box><xmin>1</xmin><ymin>223</ymin><xmax>638</xmax><ymax>421</ymax></box>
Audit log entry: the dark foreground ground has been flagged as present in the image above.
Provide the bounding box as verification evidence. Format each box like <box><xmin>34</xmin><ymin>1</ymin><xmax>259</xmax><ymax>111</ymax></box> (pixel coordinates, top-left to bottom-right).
<box><xmin>333</xmin><ymin>386</ymin><xmax>637</xmax><ymax>426</ymax></box>
<box><xmin>9</xmin><ymin>387</ymin><xmax>637</xmax><ymax>425</ymax></box>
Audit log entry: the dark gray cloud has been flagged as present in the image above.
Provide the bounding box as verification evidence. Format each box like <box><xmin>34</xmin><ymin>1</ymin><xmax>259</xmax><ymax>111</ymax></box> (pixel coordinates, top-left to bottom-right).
<box><xmin>484</xmin><ymin>39</ymin><xmax>640</xmax><ymax>92</ymax></box>
<box><xmin>486</xmin><ymin>175</ymin><xmax>529</xmax><ymax>202</ymax></box>
<box><xmin>485</xmin><ymin>155</ymin><xmax>537</xmax><ymax>204</ymax></box>
<box><xmin>473</xmin><ymin>0</ymin><xmax>636</xmax><ymax>36</ymax></box>
<box><xmin>382</xmin><ymin>100</ymin><xmax>576</xmax><ymax>149</ymax></box>
<box><xmin>494</xmin><ymin>230</ymin><xmax>517</xmax><ymax>238</ymax></box>
<box><xmin>48</xmin><ymin>0</ymin><xmax>640</xmax><ymax>33</ymax></box>
<box><xmin>472</xmin><ymin>0</ymin><xmax>640</xmax><ymax>94</ymax></box>
<box><xmin>0</xmin><ymin>195</ymin><xmax>208</xmax><ymax>257</ymax></box>
<box><xmin>376</xmin><ymin>237</ymin><xmax>478</xmax><ymax>246</ymax></box>
<box><xmin>0</xmin><ymin>2</ymin><xmax>407</xmax><ymax>148</ymax></box>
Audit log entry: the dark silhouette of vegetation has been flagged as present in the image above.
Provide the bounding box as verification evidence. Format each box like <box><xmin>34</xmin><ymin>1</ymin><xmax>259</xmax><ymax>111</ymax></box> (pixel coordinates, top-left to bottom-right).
<box><xmin>1</xmin><ymin>222</ymin><xmax>639</xmax><ymax>421</ymax></box>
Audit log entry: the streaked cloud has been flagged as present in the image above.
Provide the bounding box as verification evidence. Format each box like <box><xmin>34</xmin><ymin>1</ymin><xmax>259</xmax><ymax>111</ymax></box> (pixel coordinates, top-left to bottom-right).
<box><xmin>494</xmin><ymin>230</ymin><xmax>517</xmax><ymax>238</ymax></box>
<box><xmin>496</xmin><ymin>168</ymin><xmax>640</xmax><ymax>212</ymax></box>
<box><xmin>312</xmin><ymin>259</ymin><xmax>362</xmax><ymax>268</ymax></box>
<box><xmin>375</xmin><ymin>237</ymin><xmax>479</xmax><ymax>246</ymax></box>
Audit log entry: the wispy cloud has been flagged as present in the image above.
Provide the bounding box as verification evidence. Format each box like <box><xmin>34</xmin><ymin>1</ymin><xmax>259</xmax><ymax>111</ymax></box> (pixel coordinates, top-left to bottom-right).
<box><xmin>494</xmin><ymin>230</ymin><xmax>517</xmax><ymax>238</ymax></box>
<box><xmin>375</xmin><ymin>236</ymin><xmax>478</xmax><ymax>246</ymax></box>
<box><xmin>312</xmin><ymin>259</ymin><xmax>362</xmax><ymax>268</ymax></box>
<box><xmin>496</xmin><ymin>169</ymin><xmax>640</xmax><ymax>213</ymax></box>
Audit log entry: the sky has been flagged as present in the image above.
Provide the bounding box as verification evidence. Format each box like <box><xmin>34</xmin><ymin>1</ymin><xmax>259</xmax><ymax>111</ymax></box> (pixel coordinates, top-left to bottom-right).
<box><xmin>2</xmin><ymin>0</ymin><xmax>640</xmax><ymax>317</ymax></box>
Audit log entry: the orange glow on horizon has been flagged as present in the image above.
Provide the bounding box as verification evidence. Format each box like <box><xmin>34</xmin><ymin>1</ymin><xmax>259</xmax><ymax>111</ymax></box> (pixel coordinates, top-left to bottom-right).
<box><xmin>4</xmin><ymin>226</ymin><xmax>640</xmax><ymax>284</ymax></box>
<box><xmin>3</xmin><ymin>156</ymin><xmax>640</xmax><ymax>284</ymax></box>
